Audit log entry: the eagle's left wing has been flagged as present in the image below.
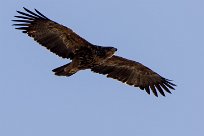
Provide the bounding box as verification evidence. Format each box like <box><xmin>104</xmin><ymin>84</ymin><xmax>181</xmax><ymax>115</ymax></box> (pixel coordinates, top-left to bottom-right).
<box><xmin>91</xmin><ymin>55</ymin><xmax>176</xmax><ymax>97</ymax></box>
<box><xmin>13</xmin><ymin>7</ymin><xmax>92</xmax><ymax>59</ymax></box>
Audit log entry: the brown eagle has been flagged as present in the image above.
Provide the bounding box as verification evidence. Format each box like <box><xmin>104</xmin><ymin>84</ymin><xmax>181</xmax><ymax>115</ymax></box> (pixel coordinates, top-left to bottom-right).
<box><xmin>13</xmin><ymin>7</ymin><xmax>176</xmax><ymax>97</ymax></box>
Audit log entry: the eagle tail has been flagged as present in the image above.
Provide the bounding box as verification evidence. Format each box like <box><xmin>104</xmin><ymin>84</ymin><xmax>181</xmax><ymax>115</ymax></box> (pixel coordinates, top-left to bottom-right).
<box><xmin>52</xmin><ymin>63</ymin><xmax>78</xmax><ymax>77</ymax></box>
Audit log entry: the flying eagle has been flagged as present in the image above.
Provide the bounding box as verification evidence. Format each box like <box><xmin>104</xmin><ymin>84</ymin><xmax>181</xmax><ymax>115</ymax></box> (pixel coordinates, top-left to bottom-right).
<box><xmin>13</xmin><ymin>7</ymin><xmax>176</xmax><ymax>97</ymax></box>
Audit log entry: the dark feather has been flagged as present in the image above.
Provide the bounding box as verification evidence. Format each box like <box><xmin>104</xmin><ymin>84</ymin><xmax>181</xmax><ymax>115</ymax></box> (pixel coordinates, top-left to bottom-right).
<box><xmin>34</xmin><ymin>8</ymin><xmax>49</xmax><ymax>19</ymax></box>
<box><xmin>17</xmin><ymin>10</ymin><xmax>37</xmax><ymax>19</ymax></box>
<box><xmin>12</xmin><ymin>20</ymin><xmax>32</xmax><ymax>23</ymax></box>
<box><xmin>163</xmin><ymin>82</ymin><xmax>175</xmax><ymax>90</ymax></box>
<box><xmin>15</xmin><ymin>27</ymin><xmax>28</xmax><ymax>30</ymax></box>
<box><xmin>150</xmin><ymin>85</ymin><xmax>158</xmax><ymax>97</ymax></box>
<box><xmin>14</xmin><ymin>15</ymin><xmax>35</xmax><ymax>20</ymax></box>
<box><xmin>23</xmin><ymin>7</ymin><xmax>44</xmax><ymax>19</ymax></box>
<box><xmin>13</xmin><ymin>23</ymin><xmax>29</xmax><ymax>26</ymax></box>
<box><xmin>145</xmin><ymin>86</ymin><xmax>150</xmax><ymax>95</ymax></box>
<box><xmin>155</xmin><ymin>84</ymin><xmax>165</xmax><ymax>96</ymax></box>
<box><xmin>160</xmin><ymin>83</ymin><xmax>171</xmax><ymax>94</ymax></box>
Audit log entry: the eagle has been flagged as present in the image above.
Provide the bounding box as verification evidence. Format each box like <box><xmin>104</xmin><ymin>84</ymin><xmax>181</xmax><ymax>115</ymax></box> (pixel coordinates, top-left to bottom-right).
<box><xmin>13</xmin><ymin>7</ymin><xmax>176</xmax><ymax>97</ymax></box>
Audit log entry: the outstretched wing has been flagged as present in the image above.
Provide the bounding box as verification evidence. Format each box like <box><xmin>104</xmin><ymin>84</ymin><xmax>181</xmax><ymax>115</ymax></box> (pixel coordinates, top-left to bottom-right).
<box><xmin>13</xmin><ymin>7</ymin><xmax>92</xmax><ymax>59</ymax></box>
<box><xmin>91</xmin><ymin>55</ymin><xmax>176</xmax><ymax>97</ymax></box>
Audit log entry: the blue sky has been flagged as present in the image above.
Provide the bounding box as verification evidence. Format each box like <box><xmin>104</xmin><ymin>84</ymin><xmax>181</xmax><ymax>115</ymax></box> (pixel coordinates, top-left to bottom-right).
<box><xmin>0</xmin><ymin>0</ymin><xmax>204</xmax><ymax>136</ymax></box>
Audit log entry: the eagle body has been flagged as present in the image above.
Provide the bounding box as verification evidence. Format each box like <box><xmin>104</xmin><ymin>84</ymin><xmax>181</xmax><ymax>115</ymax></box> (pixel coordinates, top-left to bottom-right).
<box><xmin>53</xmin><ymin>45</ymin><xmax>117</xmax><ymax>76</ymax></box>
<box><xmin>13</xmin><ymin>8</ymin><xmax>176</xmax><ymax>97</ymax></box>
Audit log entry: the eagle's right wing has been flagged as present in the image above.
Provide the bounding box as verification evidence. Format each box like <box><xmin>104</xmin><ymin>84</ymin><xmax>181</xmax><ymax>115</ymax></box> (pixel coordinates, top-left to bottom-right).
<box><xmin>13</xmin><ymin>7</ymin><xmax>92</xmax><ymax>59</ymax></box>
<box><xmin>91</xmin><ymin>55</ymin><xmax>176</xmax><ymax>97</ymax></box>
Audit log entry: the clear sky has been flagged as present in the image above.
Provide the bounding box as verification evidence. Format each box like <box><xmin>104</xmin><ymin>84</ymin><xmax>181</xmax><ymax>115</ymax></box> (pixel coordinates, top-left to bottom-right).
<box><xmin>0</xmin><ymin>0</ymin><xmax>204</xmax><ymax>136</ymax></box>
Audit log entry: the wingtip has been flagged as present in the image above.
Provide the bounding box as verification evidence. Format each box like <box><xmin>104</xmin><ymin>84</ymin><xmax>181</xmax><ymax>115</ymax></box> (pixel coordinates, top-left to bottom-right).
<box><xmin>23</xmin><ymin>7</ymin><xmax>28</xmax><ymax>11</ymax></box>
<box><xmin>16</xmin><ymin>10</ymin><xmax>21</xmax><ymax>14</ymax></box>
<box><xmin>160</xmin><ymin>93</ymin><xmax>166</xmax><ymax>97</ymax></box>
<box><xmin>163</xmin><ymin>77</ymin><xmax>177</xmax><ymax>86</ymax></box>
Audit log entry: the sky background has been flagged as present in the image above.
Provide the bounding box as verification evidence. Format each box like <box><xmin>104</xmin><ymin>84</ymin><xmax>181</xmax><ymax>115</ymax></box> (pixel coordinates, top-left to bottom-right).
<box><xmin>0</xmin><ymin>0</ymin><xmax>204</xmax><ymax>136</ymax></box>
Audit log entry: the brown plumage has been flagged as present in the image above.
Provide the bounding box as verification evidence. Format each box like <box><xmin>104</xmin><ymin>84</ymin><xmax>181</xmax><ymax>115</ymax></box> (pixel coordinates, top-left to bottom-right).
<box><xmin>13</xmin><ymin>7</ymin><xmax>176</xmax><ymax>97</ymax></box>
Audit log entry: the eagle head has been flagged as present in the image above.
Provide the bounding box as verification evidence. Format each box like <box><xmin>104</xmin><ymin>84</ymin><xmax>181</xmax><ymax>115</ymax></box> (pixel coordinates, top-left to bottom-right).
<box><xmin>95</xmin><ymin>46</ymin><xmax>117</xmax><ymax>59</ymax></box>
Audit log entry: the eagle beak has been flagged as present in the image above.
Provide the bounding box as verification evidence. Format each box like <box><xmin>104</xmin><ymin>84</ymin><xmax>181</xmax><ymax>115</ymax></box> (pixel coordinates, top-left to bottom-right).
<box><xmin>113</xmin><ymin>48</ymin><xmax>117</xmax><ymax>52</ymax></box>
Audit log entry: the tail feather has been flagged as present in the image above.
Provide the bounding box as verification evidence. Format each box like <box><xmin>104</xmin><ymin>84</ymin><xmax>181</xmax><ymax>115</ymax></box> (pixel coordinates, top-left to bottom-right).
<box><xmin>52</xmin><ymin>63</ymin><xmax>77</xmax><ymax>76</ymax></box>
